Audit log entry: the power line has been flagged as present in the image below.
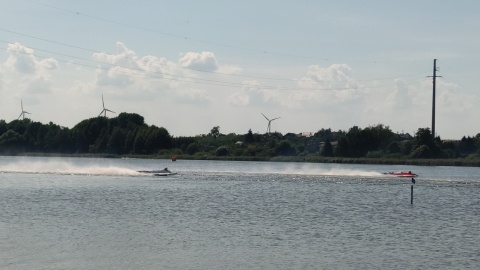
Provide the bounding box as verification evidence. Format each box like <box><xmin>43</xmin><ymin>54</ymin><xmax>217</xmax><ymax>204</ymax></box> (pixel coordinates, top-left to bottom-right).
<box><xmin>2</xmin><ymin>46</ymin><xmax>426</xmax><ymax>92</ymax></box>
<box><xmin>3</xmin><ymin>43</ymin><xmax>426</xmax><ymax>92</ymax></box>
<box><xmin>0</xmin><ymin>31</ymin><xmax>428</xmax><ymax>94</ymax></box>
<box><xmin>20</xmin><ymin>0</ymin><xmax>321</xmax><ymax>61</ymax></box>
<box><xmin>0</xmin><ymin>27</ymin><xmax>426</xmax><ymax>84</ymax></box>
<box><xmin>20</xmin><ymin>0</ymin><xmax>424</xmax><ymax>65</ymax></box>
<box><xmin>0</xmin><ymin>28</ymin><xmax>303</xmax><ymax>83</ymax></box>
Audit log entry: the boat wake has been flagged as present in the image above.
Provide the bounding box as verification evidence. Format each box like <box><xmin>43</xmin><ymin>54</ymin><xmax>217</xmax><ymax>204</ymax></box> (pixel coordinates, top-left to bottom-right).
<box><xmin>0</xmin><ymin>160</ymin><xmax>141</xmax><ymax>176</ymax></box>
<box><xmin>319</xmin><ymin>168</ymin><xmax>383</xmax><ymax>177</ymax></box>
<box><xmin>208</xmin><ymin>166</ymin><xmax>385</xmax><ymax>177</ymax></box>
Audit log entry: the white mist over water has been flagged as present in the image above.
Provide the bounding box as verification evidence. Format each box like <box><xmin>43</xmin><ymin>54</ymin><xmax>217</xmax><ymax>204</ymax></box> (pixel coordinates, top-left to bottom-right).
<box><xmin>238</xmin><ymin>162</ymin><xmax>385</xmax><ymax>177</ymax></box>
<box><xmin>249</xmin><ymin>167</ymin><xmax>383</xmax><ymax>177</ymax></box>
<box><xmin>0</xmin><ymin>156</ymin><xmax>405</xmax><ymax>180</ymax></box>
<box><xmin>177</xmin><ymin>161</ymin><xmax>385</xmax><ymax>178</ymax></box>
<box><xmin>0</xmin><ymin>158</ymin><xmax>385</xmax><ymax>178</ymax></box>
<box><xmin>0</xmin><ymin>159</ymin><xmax>140</xmax><ymax>176</ymax></box>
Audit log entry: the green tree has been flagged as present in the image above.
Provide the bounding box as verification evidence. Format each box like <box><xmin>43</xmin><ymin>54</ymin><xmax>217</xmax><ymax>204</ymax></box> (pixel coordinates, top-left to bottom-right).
<box><xmin>320</xmin><ymin>139</ymin><xmax>334</xmax><ymax>157</ymax></box>
<box><xmin>363</xmin><ymin>124</ymin><xmax>395</xmax><ymax>151</ymax></box>
<box><xmin>335</xmin><ymin>125</ymin><xmax>396</xmax><ymax>158</ymax></box>
<box><xmin>107</xmin><ymin>127</ymin><xmax>125</xmax><ymax>154</ymax></box>
<box><xmin>0</xmin><ymin>120</ymin><xmax>7</xmax><ymax>137</ymax></box>
<box><xmin>457</xmin><ymin>136</ymin><xmax>476</xmax><ymax>156</ymax></box>
<box><xmin>117</xmin><ymin>112</ymin><xmax>145</xmax><ymax>128</ymax></box>
<box><xmin>23</xmin><ymin>121</ymin><xmax>42</xmax><ymax>151</ymax></box>
<box><xmin>91</xmin><ymin>129</ymin><xmax>109</xmax><ymax>153</ymax></box>
<box><xmin>209</xmin><ymin>126</ymin><xmax>220</xmax><ymax>138</ymax></box>
<box><xmin>53</xmin><ymin>128</ymin><xmax>73</xmax><ymax>153</ymax></box>
<box><xmin>215</xmin><ymin>146</ymin><xmax>229</xmax><ymax>156</ymax></box>
<box><xmin>335</xmin><ymin>136</ymin><xmax>349</xmax><ymax>157</ymax></box>
<box><xmin>124</xmin><ymin>130</ymin><xmax>137</xmax><ymax>154</ymax></box>
<box><xmin>186</xmin><ymin>142</ymin><xmax>199</xmax><ymax>155</ymax></box>
<box><xmin>336</xmin><ymin>126</ymin><xmax>366</xmax><ymax>157</ymax></box>
<box><xmin>387</xmin><ymin>141</ymin><xmax>401</xmax><ymax>154</ymax></box>
<box><xmin>244</xmin><ymin>129</ymin><xmax>254</xmax><ymax>143</ymax></box>
<box><xmin>0</xmin><ymin>130</ymin><xmax>25</xmax><ymax>153</ymax></box>
<box><xmin>275</xmin><ymin>140</ymin><xmax>296</xmax><ymax>156</ymax></box>
<box><xmin>315</xmin><ymin>128</ymin><xmax>335</xmax><ymax>141</ymax></box>
<box><xmin>8</xmin><ymin>119</ymin><xmax>30</xmax><ymax>135</ymax></box>
<box><xmin>133</xmin><ymin>128</ymin><xmax>147</xmax><ymax>154</ymax></box>
<box><xmin>143</xmin><ymin>126</ymin><xmax>172</xmax><ymax>153</ymax></box>
<box><xmin>412</xmin><ymin>128</ymin><xmax>441</xmax><ymax>158</ymax></box>
<box><xmin>410</xmin><ymin>145</ymin><xmax>431</xmax><ymax>159</ymax></box>
<box><xmin>173</xmin><ymin>136</ymin><xmax>196</xmax><ymax>153</ymax></box>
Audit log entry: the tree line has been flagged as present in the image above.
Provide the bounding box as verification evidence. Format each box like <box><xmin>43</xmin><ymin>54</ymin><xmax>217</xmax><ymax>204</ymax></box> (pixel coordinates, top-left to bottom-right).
<box><xmin>0</xmin><ymin>113</ymin><xmax>171</xmax><ymax>155</ymax></box>
<box><xmin>1</xmin><ymin>112</ymin><xmax>479</xmax><ymax>160</ymax></box>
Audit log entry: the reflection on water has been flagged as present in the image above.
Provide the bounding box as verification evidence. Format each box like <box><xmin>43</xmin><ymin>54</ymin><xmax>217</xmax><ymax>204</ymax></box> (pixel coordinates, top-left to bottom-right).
<box><xmin>0</xmin><ymin>156</ymin><xmax>479</xmax><ymax>269</ymax></box>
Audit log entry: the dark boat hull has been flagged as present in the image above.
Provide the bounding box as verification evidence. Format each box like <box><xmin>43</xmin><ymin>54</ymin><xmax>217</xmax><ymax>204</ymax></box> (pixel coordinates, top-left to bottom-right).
<box><xmin>138</xmin><ymin>170</ymin><xmax>177</xmax><ymax>176</ymax></box>
<box><xmin>383</xmin><ymin>172</ymin><xmax>418</xmax><ymax>177</ymax></box>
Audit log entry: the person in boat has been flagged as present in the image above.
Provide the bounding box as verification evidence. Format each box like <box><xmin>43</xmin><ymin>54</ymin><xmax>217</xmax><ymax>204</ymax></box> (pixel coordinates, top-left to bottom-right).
<box><xmin>408</xmin><ymin>171</ymin><xmax>412</xmax><ymax>174</ymax></box>
<box><xmin>163</xmin><ymin>167</ymin><xmax>171</xmax><ymax>173</ymax></box>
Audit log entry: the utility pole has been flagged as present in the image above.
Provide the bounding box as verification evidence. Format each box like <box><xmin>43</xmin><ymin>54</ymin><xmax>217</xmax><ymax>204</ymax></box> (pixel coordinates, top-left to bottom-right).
<box><xmin>428</xmin><ymin>59</ymin><xmax>441</xmax><ymax>138</ymax></box>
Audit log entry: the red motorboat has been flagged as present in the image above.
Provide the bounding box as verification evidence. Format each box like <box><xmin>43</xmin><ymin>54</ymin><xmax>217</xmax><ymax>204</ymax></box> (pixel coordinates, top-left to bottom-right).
<box><xmin>383</xmin><ymin>171</ymin><xmax>418</xmax><ymax>177</ymax></box>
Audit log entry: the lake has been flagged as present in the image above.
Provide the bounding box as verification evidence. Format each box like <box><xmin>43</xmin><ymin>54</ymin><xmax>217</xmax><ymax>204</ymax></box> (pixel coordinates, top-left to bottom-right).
<box><xmin>0</xmin><ymin>156</ymin><xmax>479</xmax><ymax>269</ymax></box>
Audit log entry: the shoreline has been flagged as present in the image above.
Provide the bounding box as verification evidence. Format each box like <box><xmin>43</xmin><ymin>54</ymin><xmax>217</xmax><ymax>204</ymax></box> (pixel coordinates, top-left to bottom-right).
<box><xmin>4</xmin><ymin>153</ymin><xmax>480</xmax><ymax>167</ymax></box>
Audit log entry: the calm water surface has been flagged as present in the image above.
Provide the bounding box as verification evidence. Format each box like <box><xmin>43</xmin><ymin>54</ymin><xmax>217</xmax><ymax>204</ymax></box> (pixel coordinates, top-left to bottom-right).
<box><xmin>0</xmin><ymin>156</ymin><xmax>479</xmax><ymax>269</ymax></box>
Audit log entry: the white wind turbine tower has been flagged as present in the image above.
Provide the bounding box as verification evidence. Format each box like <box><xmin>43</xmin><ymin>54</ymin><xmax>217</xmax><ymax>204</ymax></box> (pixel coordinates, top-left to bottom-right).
<box><xmin>99</xmin><ymin>94</ymin><xmax>116</xmax><ymax>117</ymax></box>
<box><xmin>18</xmin><ymin>99</ymin><xmax>31</xmax><ymax>120</ymax></box>
<box><xmin>261</xmin><ymin>113</ymin><xmax>281</xmax><ymax>135</ymax></box>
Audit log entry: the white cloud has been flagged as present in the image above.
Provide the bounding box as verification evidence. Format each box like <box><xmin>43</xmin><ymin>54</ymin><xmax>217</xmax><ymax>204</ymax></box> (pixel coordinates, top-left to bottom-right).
<box><xmin>5</xmin><ymin>42</ymin><xmax>58</xmax><ymax>77</ymax></box>
<box><xmin>228</xmin><ymin>81</ymin><xmax>284</xmax><ymax>108</ymax></box>
<box><xmin>300</xmin><ymin>64</ymin><xmax>357</xmax><ymax>87</ymax></box>
<box><xmin>436</xmin><ymin>80</ymin><xmax>474</xmax><ymax>115</ymax></box>
<box><xmin>93</xmin><ymin>42</ymin><xmax>141</xmax><ymax>88</ymax></box>
<box><xmin>228</xmin><ymin>92</ymin><xmax>249</xmax><ymax>106</ymax></box>
<box><xmin>365</xmin><ymin>78</ymin><xmax>412</xmax><ymax>114</ymax></box>
<box><xmin>93</xmin><ymin>42</ymin><xmax>138</xmax><ymax>67</ymax></box>
<box><xmin>91</xmin><ymin>44</ymin><xmax>225</xmax><ymax>106</ymax></box>
<box><xmin>95</xmin><ymin>66</ymin><xmax>135</xmax><ymax>87</ymax></box>
<box><xmin>179</xmin><ymin>51</ymin><xmax>218</xmax><ymax>72</ymax></box>
<box><xmin>5</xmin><ymin>43</ymin><xmax>36</xmax><ymax>74</ymax></box>
<box><xmin>174</xmin><ymin>88</ymin><xmax>211</xmax><ymax>105</ymax></box>
<box><xmin>2</xmin><ymin>43</ymin><xmax>58</xmax><ymax>100</ymax></box>
<box><xmin>229</xmin><ymin>64</ymin><xmax>364</xmax><ymax>111</ymax></box>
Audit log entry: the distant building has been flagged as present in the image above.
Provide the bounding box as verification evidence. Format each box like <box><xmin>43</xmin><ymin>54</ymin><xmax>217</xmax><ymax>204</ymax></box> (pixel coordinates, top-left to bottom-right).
<box><xmin>283</xmin><ymin>132</ymin><xmax>313</xmax><ymax>139</ymax></box>
<box><xmin>398</xmin><ymin>133</ymin><xmax>413</xmax><ymax>140</ymax></box>
<box><xmin>298</xmin><ymin>132</ymin><xmax>314</xmax><ymax>137</ymax></box>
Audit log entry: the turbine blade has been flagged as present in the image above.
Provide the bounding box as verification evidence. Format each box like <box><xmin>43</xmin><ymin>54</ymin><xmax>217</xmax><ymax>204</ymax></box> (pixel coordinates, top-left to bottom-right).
<box><xmin>99</xmin><ymin>109</ymin><xmax>105</xmax><ymax>117</ymax></box>
<box><xmin>18</xmin><ymin>112</ymin><xmax>23</xmax><ymax>119</ymax></box>
<box><xmin>102</xmin><ymin>94</ymin><xmax>105</xmax><ymax>108</ymax></box>
<box><xmin>261</xmin><ymin>113</ymin><xmax>269</xmax><ymax>121</ymax></box>
<box><xmin>271</xmin><ymin>117</ymin><xmax>281</xmax><ymax>121</ymax></box>
<box><xmin>106</xmin><ymin>109</ymin><xmax>115</xmax><ymax>113</ymax></box>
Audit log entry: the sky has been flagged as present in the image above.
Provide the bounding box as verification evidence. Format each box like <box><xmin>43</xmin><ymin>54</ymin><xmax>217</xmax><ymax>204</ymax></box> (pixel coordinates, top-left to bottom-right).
<box><xmin>1</xmin><ymin>0</ymin><xmax>479</xmax><ymax>139</ymax></box>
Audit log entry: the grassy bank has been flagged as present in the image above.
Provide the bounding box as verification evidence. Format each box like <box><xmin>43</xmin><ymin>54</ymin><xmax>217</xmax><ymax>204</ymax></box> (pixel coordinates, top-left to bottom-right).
<box><xmin>147</xmin><ymin>154</ymin><xmax>480</xmax><ymax>167</ymax></box>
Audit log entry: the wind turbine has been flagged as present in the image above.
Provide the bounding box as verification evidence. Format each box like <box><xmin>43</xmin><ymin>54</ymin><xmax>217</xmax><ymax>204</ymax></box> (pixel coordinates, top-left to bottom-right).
<box><xmin>98</xmin><ymin>94</ymin><xmax>115</xmax><ymax>117</ymax></box>
<box><xmin>18</xmin><ymin>99</ymin><xmax>31</xmax><ymax>120</ymax></box>
<box><xmin>261</xmin><ymin>113</ymin><xmax>281</xmax><ymax>135</ymax></box>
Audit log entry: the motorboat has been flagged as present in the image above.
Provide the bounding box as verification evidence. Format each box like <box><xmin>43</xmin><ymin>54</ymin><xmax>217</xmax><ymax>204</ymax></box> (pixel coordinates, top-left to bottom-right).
<box><xmin>383</xmin><ymin>171</ymin><xmax>418</xmax><ymax>177</ymax></box>
<box><xmin>138</xmin><ymin>168</ymin><xmax>177</xmax><ymax>176</ymax></box>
